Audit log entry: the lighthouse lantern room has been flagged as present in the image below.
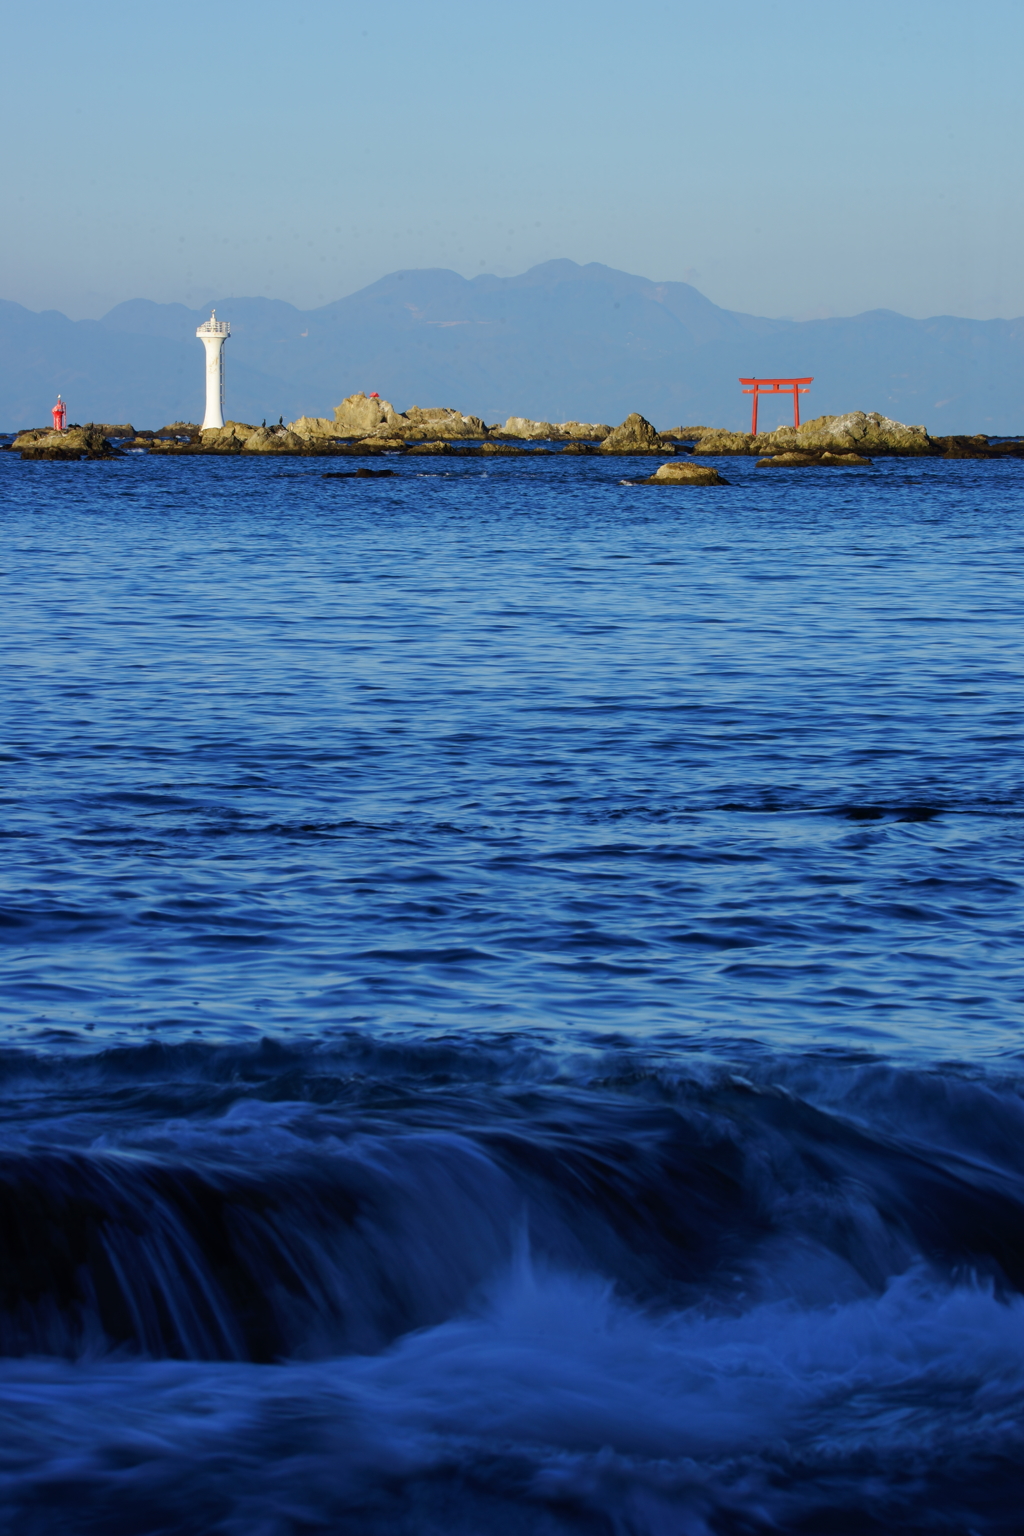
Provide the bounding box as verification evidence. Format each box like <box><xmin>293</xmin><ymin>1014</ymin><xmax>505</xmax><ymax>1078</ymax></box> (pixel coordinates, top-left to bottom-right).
<box><xmin>196</xmin><ymin>311</ymin><xmax>230</xmax><ymax>430</ymax></box>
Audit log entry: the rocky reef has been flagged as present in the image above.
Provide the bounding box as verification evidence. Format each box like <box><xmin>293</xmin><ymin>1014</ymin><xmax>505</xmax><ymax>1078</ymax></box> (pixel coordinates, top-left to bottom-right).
<box><xmin>8</xmin><ymin>401</ymin><xmax>1022</xmax><ymax>462</ymax></box>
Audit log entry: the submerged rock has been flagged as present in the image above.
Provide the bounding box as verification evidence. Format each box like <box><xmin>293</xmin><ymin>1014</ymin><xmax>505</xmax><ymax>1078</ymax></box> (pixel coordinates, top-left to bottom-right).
<box><xmin>756</xmin><ymin>450</ymin><xmax>872</xmax><ymax>467</ymax></box>
<box><xmin>599</xmin><ymin>413</ymin><xmax>674</xmax><ymax>454</ymax></box>
<box><xmin>643</xmin><ymin>461</ymin><xmax>725</xmax><ymax>485</ymax></box>
<box><xmin>323</xmin><ymin>467</ymin><xmax>395</xmax><ymax>479</ymax></box>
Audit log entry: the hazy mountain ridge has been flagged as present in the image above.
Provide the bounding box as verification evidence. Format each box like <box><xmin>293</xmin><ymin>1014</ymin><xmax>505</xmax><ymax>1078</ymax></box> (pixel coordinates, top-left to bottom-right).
<box><xmin>2</xmin><ymin>260</ymin><xmax>1022</xmax><ymax>433</ymax></box>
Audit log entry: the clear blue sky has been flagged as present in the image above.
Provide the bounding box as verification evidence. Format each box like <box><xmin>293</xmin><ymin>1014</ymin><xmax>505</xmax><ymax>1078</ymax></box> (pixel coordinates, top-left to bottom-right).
<box><xmin>5</xmin><ymin>0</ymin><xmax>1021</xmax><ymax>321</ymax></box>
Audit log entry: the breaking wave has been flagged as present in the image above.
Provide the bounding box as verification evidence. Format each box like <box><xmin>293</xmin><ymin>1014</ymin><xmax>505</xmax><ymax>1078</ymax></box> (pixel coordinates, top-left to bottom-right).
<box><xmin>0</xmin><ymin>1038</ymin><xmax>1022</xmax><ymax>1532</ymax></box>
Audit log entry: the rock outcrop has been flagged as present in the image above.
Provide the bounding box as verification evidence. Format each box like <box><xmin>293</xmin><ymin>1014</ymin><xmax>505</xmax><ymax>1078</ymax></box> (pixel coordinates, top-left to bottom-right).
<box><xmin>560</xmin><ymin>421</ymin><xmax>611</xmax><ymax>440</ymax></box>
<box><xmin>205</xmin><ymin>420</ymin><xmax>320</xmax><ymax>452</ymax></box>
<box><xmin>599</xmin><ymin>413</ymin><xmax>674</xmax><ymax>454</ymax></box>
<box><xmin>753</xmin><ymin>412</ymin><xmax>929</xmax><ymax>457</ymax></box>
<box><xmin>930</xmin><ymin>435</ymin><xmax>1024</xmax><ymax>458</ymax></box>
<box><xmin>691</xmin><ymin>429</ymin><xmax>755</xmax><ymax>455</ymax></box>
<box><xmin>692</xmin><ymin>413</ymin><xmax>930</xmax><ymax>457</ymax></box>
<box><xmin>643</xmin><ymin>461</ymin><xmax>725</xmax><ymax>485</ymax></box>
<box><xmin>804</xmin><ymin>411</ymin><xmax>929</xmax><ymax>455</ymax></box>
<box><xmin>12</xmin><ymin>428</ymin><xmax>57</xmax><ymax>447</ymax></box>
<box><xmin>200</xmin><ymin>422</ymin><xmax>258</xmax><ymax>450</ymax></box>
<box><xmin>15</xmin><ymin>427</ymin><xmax>115</xmax><ymax>459</ymax></box>
<box><xmin>242</xmin><ymin>427</ymin><xmax>304</xmax><ymax>452</ymax></box>
<box><xmin>499</xmin><ymin>418</ymin><xmax>611</xmax><ymax>441</ymax></box>
<box><xmin>399</xmin><ymin>407</ymin><xmax>487</xmax><ymax>439</ymax></box>
<box><xmin>84</xmin><ymin>423</ymin><xmax>134</xmax><ymax>439</ymax></box>
<box><xmin>324</xmin><ymin>404</ymin><xmax>488</xmax><ymax>441</ymax></box>
<box><xmin>332</xmin><ymin>393</ymin><xmax>403</xmax><ymax>438</ymax></box>
<box><xmin>500</xmin><ymin>416</ymin><xmax>560</xmax><ymax>440</ymax></box>
<box><xmin>288</xmin><ymin>416</ymin><xmax>338</xmax><ymax>440</ymax></box>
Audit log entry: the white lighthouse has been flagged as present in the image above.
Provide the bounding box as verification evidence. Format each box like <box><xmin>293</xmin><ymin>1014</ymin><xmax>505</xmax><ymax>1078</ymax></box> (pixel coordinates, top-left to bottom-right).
<box><xmin>196</xmin><ymin>310</ymin><xmax>230</xmax><ymax>430</ymax></box>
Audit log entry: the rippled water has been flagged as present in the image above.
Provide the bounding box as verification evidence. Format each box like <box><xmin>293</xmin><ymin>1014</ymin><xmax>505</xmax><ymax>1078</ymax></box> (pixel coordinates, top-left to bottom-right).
<box><xmin>2</xmin><ymin>450</ymin><xmax>1023</xmax><ymax>1532</ymax></box>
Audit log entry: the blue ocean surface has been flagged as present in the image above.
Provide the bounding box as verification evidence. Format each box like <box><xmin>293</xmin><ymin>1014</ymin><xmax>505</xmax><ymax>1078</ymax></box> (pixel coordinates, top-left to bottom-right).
<box><xmin>1</xmin><ymin>449</ymin><xmax>1023</xmax><ymax>1532</ymax></box>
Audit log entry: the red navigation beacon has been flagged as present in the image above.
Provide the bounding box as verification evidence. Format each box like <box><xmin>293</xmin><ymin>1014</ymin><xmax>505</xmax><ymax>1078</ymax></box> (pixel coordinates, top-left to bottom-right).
<box><xmin>739</xmin><ymin>377</ymin><xmax>812</xmax><ymax>435</ymax></box>
<box><xmin>51</xmin><ymin>395</ymin><xmax>67</xmax><ymax>432</ymax></box>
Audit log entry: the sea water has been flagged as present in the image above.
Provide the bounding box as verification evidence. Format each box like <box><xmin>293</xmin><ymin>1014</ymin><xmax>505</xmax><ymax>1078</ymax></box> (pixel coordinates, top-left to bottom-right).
<box><xmin>1</xmin><ymin>449</ymin><xmax>1023</xmax><ymax>1532</ymax></box>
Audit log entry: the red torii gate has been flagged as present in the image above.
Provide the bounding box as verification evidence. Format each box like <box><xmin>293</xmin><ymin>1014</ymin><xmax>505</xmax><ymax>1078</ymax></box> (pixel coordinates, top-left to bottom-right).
<box><xmin>740</xmin><ymin>376</ymin><xmax>812</xmax><ymax>434</ymax></box>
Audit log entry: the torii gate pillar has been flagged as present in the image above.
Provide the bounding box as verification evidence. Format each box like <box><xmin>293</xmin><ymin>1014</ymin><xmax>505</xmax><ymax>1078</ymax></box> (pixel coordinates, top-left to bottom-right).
<box><xmin>739</xmin><ymin>377</ymin><xmax>813</xmax><ymax>435</ymax></box>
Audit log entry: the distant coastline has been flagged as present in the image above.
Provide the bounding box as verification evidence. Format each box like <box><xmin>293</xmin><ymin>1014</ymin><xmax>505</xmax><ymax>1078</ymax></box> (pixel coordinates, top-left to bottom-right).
<box><xmin>2</xmin><ymin>261</ymin><xmax>1022</xmax><ymax>435</ymax></box>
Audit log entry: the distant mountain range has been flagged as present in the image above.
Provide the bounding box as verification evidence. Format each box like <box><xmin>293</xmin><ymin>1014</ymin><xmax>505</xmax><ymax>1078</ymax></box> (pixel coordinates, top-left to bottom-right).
<box><xmin>2</xmin><ymin>260</ymin><xmax>1023</xmax><ymax>434</ymax></box>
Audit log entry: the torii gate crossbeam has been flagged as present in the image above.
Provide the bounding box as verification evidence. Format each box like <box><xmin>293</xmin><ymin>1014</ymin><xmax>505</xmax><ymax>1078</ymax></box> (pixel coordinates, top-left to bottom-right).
<box><xmin>740</xmin><ymin>377</ymin><xmax>813</xmax><ymax>434</ymax></box>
